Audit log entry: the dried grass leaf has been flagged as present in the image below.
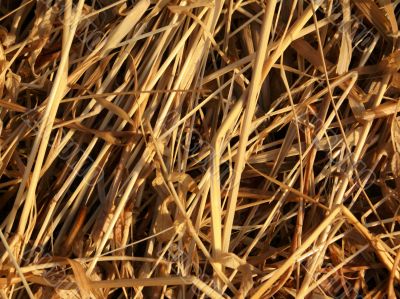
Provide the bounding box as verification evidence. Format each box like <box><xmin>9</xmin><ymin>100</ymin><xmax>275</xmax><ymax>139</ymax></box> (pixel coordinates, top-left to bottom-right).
<box><xmin>353</xmin><ymin>0</ymin><xmax>392</xmax><ymax>38</ymax></box>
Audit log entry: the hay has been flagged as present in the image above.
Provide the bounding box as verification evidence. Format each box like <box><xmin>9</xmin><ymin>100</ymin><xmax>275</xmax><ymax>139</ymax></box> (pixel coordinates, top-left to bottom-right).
<box><xmin>0</xmin><ymin>0</ymin><xmax>399</xmax><ymax>298</ymax></box>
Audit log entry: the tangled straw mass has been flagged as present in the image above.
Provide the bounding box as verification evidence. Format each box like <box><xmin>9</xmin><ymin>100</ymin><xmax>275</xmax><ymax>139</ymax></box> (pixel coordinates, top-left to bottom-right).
<box><xmin>0</xmin><ymin>0</ymin><xmax>400</xmax><ymax>298</ymax></box>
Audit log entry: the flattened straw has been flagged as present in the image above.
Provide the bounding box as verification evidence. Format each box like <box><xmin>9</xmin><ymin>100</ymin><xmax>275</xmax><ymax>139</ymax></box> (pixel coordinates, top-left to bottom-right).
<box><xmin>222</xmin><ymin>0</ymin><xmax>277</xmax><ymax>254</ymax></box>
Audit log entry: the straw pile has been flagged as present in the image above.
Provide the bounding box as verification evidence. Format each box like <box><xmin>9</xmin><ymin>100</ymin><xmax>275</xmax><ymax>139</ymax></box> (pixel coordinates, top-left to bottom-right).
<box><xmin>0</xmin><ymin>0</ymin><xmax>399</xmax><ymax>298</ymax></box>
